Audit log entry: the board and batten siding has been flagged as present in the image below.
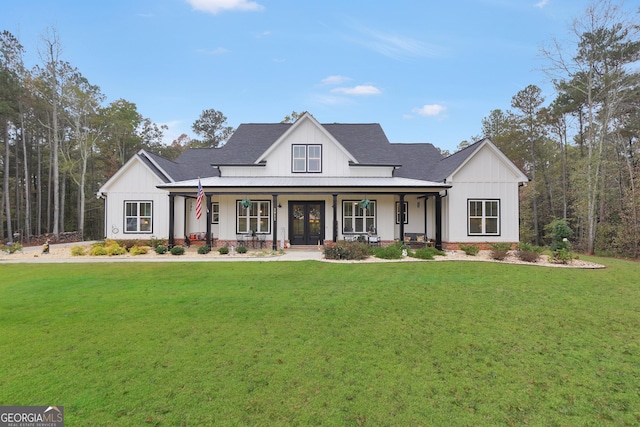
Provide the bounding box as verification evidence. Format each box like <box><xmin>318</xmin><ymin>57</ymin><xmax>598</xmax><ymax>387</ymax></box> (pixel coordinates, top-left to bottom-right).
<box><xmin>444</xmin><ymin>145</ymin><xmax>522</xmax><ymax>243</ymax></box>
<box><xmin>102</xmin><ymin>159</ymin><xmax>170</xmax><ymax>240</ymax></box>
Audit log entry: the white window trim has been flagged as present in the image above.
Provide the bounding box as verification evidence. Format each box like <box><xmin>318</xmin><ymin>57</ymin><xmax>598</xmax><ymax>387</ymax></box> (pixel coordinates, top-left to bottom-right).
<box><xmin>211</xmin><ymin>202</ymin><xmax>220</xmax><ymax>224</ymax></box>
<box><xmin>124</xmin><ymin>200</ymin><xmax>153</xmax><ymax>233</ymax></box>
<box><xmin>342</xmin><ymin>200</ymin><xmax>377</xmax><ymax>234</ymax></box>
<box><xmin>395</xmin><ymin>201</ymin><xmax>409</xmax><ymax>224</ymax></box>
<box><xmin>292</xmin><ymin>144</ymin><xmax>322</xmax><ymax>173</ymax></box>
<box><xmin>468</xmin><ymin>199</ymin><xmax>500</xmax><ymax>236</ymax></box>
<box><xmin>236</xmin><ymin>200</ymin><xmax>271</xmax><ymax>234</ymax></box>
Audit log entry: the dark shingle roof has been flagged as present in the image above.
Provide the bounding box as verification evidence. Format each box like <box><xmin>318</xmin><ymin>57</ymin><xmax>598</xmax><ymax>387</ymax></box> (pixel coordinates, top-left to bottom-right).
<box><xmin>139</xmin><ymin>121</ymin><xmax>484</xmax><ymax>183</ymax></box>
<box><xmin>428</xmin><ymin>139</ymin><xmax>485</xmax><ymax>182</ymax></box>
<box><xmin>391</xmin><ymin>143</ymin><xmax>443</xmax><ymax>181</ymax></box>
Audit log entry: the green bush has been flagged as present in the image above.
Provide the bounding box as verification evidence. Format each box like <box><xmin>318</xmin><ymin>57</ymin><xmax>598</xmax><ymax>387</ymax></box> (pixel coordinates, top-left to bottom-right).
<box><xmin>546</xmin><ymin>219</ymin><xmax>574</xmax><ymax>251</ymax></box>
<box><xmin>155</xmin><ymin>245</ymin><xmax>168</xmax><ymax>254</ymax></box>
<box><xmin>237</xmin><ymin>245</ymin><xmax>248</xmax><ymax>254</ymax></box>
<box><xmin>552</xmin><ymin>248</ymin><xmax>574</xmax><ymax>264</ymax></box>
<box><xmin>516</xmin><ymin>242</ymin><xmax>542</xmax><ymax>263</ymax></box>
<box><xmin>129</xmin><ymin>245</ymin><xmax>149</xmax><ymax>256</ymax></box>
<box><xmin>106</xmin><ymin>243</ymin><xmax>127</xmax><ymax>256</ymax></box>
<box><xmin>170</xmin><ymin>246</ymin><xmax>185</xmax><ymax>256</ymax></box>
<box><xmin>218</xmin><ymin>246</ymin><xmax>229</xmax><ymax>255</ymax></box>
<box><xmin>1</xmin><ymin>243</ymin><xmax>23</xmax><ymax>254</ymax></box>
<box><xmin>197</xmin><ymin>245</ymin><xmax>211</xmax><ymax>254</ymax></box>
<box><xmin>70</xmin><ymin>245</ymin><xmax>86</xmax><ymax>256</ymax></box>
<box><xmin>411</xmin><ymin>246</ymin><xmax>445</xmax><ymax>260</ymax></box>
<box><xmin>88</xmin><ymin>245</ymin><xmax>108</xmax><ymax>256</ymax></box>
<box><xmin>489</xmin><ymin>242</ymin><xmax>511</xmax><ymax>261</ymax></box>
<box><xmin>324</xmin><ymin>241</ymin><xmax>372</xmax><ymax>260</ymax></box>
<box><xmin>460</xmin><ymin>244</ymin><xmax>480</xmax><ymax>256</ymax></box>
<box><xmin>373</xmin><ymin>244</ymin><xmax>403</xmax><ymax>260</ymax></box>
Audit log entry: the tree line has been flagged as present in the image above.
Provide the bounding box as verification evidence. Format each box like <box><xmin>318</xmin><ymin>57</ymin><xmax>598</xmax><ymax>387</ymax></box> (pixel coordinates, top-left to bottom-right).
<box><xmin>2</xmin><ymin>1</ymin><xmax>640</xmax><ymax>257</ymax></box>
<box><xmin>479</xmin><ymin>1</ymin><xmax>640</xmax><ymax>256</ymax></box>
<box><xmin>0</xmin><ymin>28</ymin><xmax>233</xmax><ymax>242</ymax></box>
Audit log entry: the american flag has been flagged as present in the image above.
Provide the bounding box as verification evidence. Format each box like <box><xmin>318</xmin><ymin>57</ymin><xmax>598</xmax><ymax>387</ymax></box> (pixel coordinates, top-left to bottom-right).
<box><xmin>195</xmin><ymin>179</ymin><xmax>204</xmax><ymax>219</ymax></box>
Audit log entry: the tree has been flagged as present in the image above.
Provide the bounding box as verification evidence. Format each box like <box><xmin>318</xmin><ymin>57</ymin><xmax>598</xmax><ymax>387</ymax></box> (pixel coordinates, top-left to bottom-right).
<box><xmin>541</xmin><ymin>0</ymin><xmax>640</xmax><ymax>254</ymax></box>
<box><xmin>191</xmin><ymin>108</ymin><xmax>234</xmax><ymax>148</ymax></box>
<box><xmin>511</xmin><ymin>85</ymin><xmax>547</xmax><ymax>245</ymax></box>
<box><xmin>0</xmin><ymin>30</ymin><xmax>23</xmax><ymax>241</ymax></box>
<box><xmin>281</xmin><ymin>111</ymin><xmax>303</xmax><ymax>123</ymax></box>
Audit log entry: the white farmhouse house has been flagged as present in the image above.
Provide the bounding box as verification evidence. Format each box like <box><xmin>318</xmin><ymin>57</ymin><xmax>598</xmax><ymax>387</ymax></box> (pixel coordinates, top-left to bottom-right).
<box><xmin>97</xmin><ymin>112</ymin><xmax>528</xmax><ymax>250</ymax></box>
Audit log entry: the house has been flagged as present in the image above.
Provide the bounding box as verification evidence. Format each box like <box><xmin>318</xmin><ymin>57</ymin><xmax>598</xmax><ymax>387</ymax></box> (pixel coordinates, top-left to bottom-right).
<box><xmin>97</xmin><ymin>112</ymin><xmax>528</xmax><ymax>250</ymax></box>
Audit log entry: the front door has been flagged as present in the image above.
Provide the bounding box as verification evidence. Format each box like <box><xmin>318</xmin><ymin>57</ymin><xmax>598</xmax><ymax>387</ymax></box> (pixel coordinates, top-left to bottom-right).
<box><xmin>289</xmin><ymin>201</ymin><xmax>324</xmax><ymax>246</ymax></box>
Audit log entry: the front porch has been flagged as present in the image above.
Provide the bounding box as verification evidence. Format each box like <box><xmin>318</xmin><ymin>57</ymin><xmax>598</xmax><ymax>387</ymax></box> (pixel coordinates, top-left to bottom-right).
<box><xmin>165</xmin><ymin>188</ymin><xmax>449</xmax><ymax>251</ymax></box>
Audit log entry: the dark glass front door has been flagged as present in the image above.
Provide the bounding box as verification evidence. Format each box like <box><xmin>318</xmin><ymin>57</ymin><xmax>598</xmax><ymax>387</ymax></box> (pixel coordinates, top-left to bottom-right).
<box><xmin>289</xmin><ymin>201</ymin><xmax>324</xmax><ymax>246</ymax></box>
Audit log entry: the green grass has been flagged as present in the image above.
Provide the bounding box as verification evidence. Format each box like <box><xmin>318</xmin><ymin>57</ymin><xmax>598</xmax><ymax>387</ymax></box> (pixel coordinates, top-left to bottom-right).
<box><xmin>1</xmin><ymin>257</ymin><xmax>639</xmax><ymax>425</ymax></box>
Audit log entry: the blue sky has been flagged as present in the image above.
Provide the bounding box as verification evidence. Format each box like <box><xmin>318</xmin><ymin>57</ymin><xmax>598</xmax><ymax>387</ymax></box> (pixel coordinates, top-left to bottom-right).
<box><xmin>1</xmin><ymin>0</ymin><xmax>610</xmax><ymax>151</ymax></box>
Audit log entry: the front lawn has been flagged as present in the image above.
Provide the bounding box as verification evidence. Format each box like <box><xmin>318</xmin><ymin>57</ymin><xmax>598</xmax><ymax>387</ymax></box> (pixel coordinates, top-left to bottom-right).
<box><xmin>1</xmin><ymin>258</ymin><xmax>638</xmax><ymax>425</ymax></box>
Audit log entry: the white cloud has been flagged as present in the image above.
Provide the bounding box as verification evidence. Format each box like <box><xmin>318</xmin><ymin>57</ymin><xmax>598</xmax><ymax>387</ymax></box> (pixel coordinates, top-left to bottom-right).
<box><xmin>412</xmin><ymin>104</ymin><xmax>447</xmax><ymax>117</ymax></box>
<box><xmin>534</xmin><ymin>0</ymin><xmax>549</xmax><ymax>8</ymax></box>
<box><xmin>186</xmin><ymin>0</ymin><xmax>264</xmax><ymax>15</ymax></box>
<box><xmin>196</xmin><ymin>47</ymin><xmax>229</xmax><ymax>55</ymax></box>
<box><xmin>330</xmin><ymin>85</ymin><xmax>381</xmax><ymax>96</ymax></box>
<box><xmin>321</xmin><ymin>75</ymin><xmax>351</xmax><ymax>85</ymax></box>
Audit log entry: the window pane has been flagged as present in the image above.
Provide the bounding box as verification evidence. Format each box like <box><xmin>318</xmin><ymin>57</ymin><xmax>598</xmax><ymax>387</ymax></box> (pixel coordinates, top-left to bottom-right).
<box><xmin>126</xmin><ymin>217</ymin><xmax>138</xmax><ymax>232</ymax></box>
<box><xmin>308</xmin><ymin>145</ymin><xmax>321</xmax><ymax>157</ymax></box>
<box><xmin>308</xmin><ymin>158</ymin><xmax>320</xmax><ymax>172</ymax></box>
<box><xmin>355</xmin><ymin>218</ymin><xmax>363</xmax><ymax>232</ymax></box>
<box><xmin>238</xmin><ymin>218</ymin><xmax>247</xmax><ymax>233</ymax></box>
<box><xmin>343</xmin><ymin>218</ymin><xmax>353</xmax><ymax>232</ymax></box>
<box><xmin>140</xmin><ymin>217</ymin><xmax>151</xmax><ymax>232</ymax></box>
<box><xmin>126</xmin><ymin>203</ymin><xmax>137</xmax><ymax>216</ymax></box>
<box><xmin>486</xmin><ymin>218</ymin><xmax>498</xmax><ymax>234</ymax></box>
<box><xmin>486</xmin><ymin>201</ymin><xmax>498</xmax><ymax>217</ymax></box>
<box><xmin>293</xmin><ymin>158</ymin><xmax>306</xmax><ymax>172</ymax></box>
<box><xmin>470</xmin><ymin>218</ymin><xmax>482</xmax><ymax>234</ymax></box>
<box><xmin>470</xmin><ymin>201</ymin><xmax>482</xmax><ymax>216</ymax></box>
<box><xmin>141</xmin><ymin>202</ymin><xmax>152</xmax><ymax>216</ymax></box>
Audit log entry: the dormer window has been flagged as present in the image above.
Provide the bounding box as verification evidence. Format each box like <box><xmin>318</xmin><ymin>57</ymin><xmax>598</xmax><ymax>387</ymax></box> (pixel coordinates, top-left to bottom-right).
<box><xmin>292</xmin><ymin>144</ymin><xmax>322</xmax><ymax>173</ymax></box>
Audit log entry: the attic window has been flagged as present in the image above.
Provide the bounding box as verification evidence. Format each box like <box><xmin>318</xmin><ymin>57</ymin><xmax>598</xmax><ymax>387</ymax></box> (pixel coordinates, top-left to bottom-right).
<box><xmin>292</xmin><ymin>144</ymin><xmax>322</xmax><ymax>173</ymax></box>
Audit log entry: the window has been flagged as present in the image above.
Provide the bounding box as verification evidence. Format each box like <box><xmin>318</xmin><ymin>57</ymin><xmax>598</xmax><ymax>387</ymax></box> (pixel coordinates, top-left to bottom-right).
<box><xmin>237</xmin><ymin>200</ymin><xmax>271</xmax><ymax>234</ymax></box>
<box><xmin>396</xmin><ymin>201</ymin><xmax>409</xmax><ymax>224</ymax></box>
<box><xmin>124</xmin><ymin>201</ymin><xmax>152</xmax><ymax>233</ymax></box>
<box><xmin>468</xmin><ymin>199</ymin><xmax>500</xmax><ymax>235</ymax></box>
<box><xmin>211</xmin><ymin>202</ymin><xmax>219</xmax><ymax>224</ymax></box>
<box><xmin>343</xmin><ymin>200</ymin><xmax>376</xmax><ymax>233</ymax></box>
<box><xmin>292</xmin><ymin>144</ymin><xmax>322</xmax><ymax>173</ymax></box>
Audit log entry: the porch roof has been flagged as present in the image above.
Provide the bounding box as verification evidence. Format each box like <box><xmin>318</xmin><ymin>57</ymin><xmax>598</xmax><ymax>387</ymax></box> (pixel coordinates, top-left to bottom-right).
<box><xmin>157</xmin><ymin>176</ymin><xmax>451</xmax><ymax>192</ymax></box>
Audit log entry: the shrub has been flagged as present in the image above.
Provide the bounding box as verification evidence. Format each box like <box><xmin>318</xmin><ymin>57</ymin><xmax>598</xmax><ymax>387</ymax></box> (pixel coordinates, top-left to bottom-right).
<box><xmin>70</xmin><ymin>245</ymin><xmax>86</xmax><ymax>256</ymax></box>
<box><xmin>373</xmin><ymin>244</ymin><xmax>403</xmax><ymax>260</ymax></box>
<box><xmin>324</xmin><ymin>241</ymin><xmax>372</xmax><ymax>260</ymax></box>
<box><xmin>88</xmin><ymin>245</ymin><xmax>108</xmax><ymax>256</ymax></box>
<box><xmin>552</xmin><ymin>247</ymin><xmax>574</xmax><ymax>264</ymax></box>
<box><xmin>1</xmin><ymin>242</ymin><xmax>23</xmax><ymax>254</ymax></box>
<box><xmin>170</xmin><ymin>246</ymin><xmax>185</xmax><ymax>256</ymax></box>
<box><xmin>489</xmin><ymin>242</ymin><xmax>511</xmax><ymax>261</ymax></box>
<box><xmin>546</xmin><ymin>219</ymin><xmax>574</xmax><ymax>251</ymax></box>
<box><xmin>460</xmin><ymin>244</ymin><xmax>480</xmax><ymax>256</ymax></box>
<box><xmin>516</xmin><ymin>242</ymin><xmax>542</xmax><ymax>263</ymax></box>
<box><xmin>218</xmin><ymin>246</ymin><xmax>229</xmax><ymax>255</ymax></box>
<box><xmin>411</xmin><ymin>246</ymin><xmax>445</xmax><ymax>260</ymax></box>
<box><xmin>129</xmin><ymin>245</ymin><xmax>149</xmax><ymax>256</ymax></box>
<box><xmin>155</xmin><ymin>245</ymin><xmax>168</xmax><ymax>254</ymax></box>
<box><xmin>106</xmin><ymin>243</ymin><xmax>127</xmax><ymax>256</ymax></box>
<box><xmin>237</xmin><ymin>245</ymin><xmax>248</xmax><ymax>254</ymax></box>
<box><xmin>197</xmin><ymin>245</ymin><xmax>211</xmax><ymax>255</ymax></box>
